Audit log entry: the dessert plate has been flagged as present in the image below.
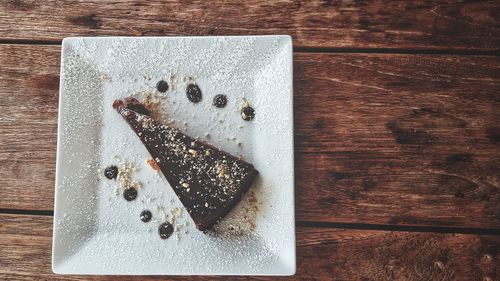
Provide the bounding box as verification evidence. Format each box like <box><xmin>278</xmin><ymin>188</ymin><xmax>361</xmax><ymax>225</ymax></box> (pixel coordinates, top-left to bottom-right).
<box><xmin>53</xmin><ymin>36</ymin><xmax>295</xmax><ymax>275</ymax></box>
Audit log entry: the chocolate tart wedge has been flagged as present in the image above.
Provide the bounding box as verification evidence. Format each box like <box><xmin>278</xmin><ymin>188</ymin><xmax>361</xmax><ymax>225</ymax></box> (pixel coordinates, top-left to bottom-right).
<box><xmin>113</xmin><ymin>97</ymin><xmax>258</xmax><ymax>231</ymax></box>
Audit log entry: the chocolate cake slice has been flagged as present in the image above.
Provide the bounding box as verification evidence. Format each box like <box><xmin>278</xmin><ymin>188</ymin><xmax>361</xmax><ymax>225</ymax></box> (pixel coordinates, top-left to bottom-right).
<box><xmin>113</xmin><ymin>97</ymin><xmax>258</xmax><ymax>231</ymax></box>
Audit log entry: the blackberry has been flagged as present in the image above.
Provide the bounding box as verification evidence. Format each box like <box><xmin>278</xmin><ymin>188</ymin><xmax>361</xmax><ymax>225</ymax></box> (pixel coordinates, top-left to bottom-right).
<box><xmin>186</xmin><ymin>83</ymin><xmax>202</xmax><ymax>103</ymax></box>
<box><xmin>104</xmin><ymin>165</ymin><xmax>118</xmax><ymax>179</ymax></box>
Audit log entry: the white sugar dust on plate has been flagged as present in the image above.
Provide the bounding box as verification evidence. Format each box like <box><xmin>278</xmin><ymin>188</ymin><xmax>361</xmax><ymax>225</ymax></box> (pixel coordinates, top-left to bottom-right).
<box><xmin>52</xmin><ymin>36</ymin><xmax>295</xmax><ymax>275</ymax></box>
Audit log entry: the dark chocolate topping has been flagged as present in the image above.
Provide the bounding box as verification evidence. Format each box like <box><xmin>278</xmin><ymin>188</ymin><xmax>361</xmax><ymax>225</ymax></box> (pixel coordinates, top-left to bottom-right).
<box><xmin>114</xmin><ymin>98</ymin><xmax>258</xmax><ymax>231</ymax></box>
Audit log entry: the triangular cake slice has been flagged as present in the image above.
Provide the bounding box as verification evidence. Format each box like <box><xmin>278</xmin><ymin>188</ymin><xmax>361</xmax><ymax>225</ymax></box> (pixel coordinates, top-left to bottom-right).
<box><xmin>113</xmin><ymin>97</ymin><xmax>259</xmax><ymax>231</ymax></box>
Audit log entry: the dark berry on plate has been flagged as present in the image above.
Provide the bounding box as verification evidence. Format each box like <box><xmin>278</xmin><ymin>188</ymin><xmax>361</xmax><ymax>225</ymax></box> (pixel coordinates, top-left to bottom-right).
<box><xmin>156</xmin><ymin>80</ymin><xmax>169</xmax><ymax>93</ymax></box>
<box><xmin>186</xmin><ymin>83</ymin><xmax>202</xmax><ymax>103</ymax></box>
<box><xmin>123</xmin><ymin>187</ymin><xmax>138</xmax><ymax>201</ymax></box>
<box><xmin>213</xmin><ymin>94</ymin><xmax>227</xmax><ymax>108</ymax></box>
<box><xmin>241</xmin><ymin>106</ymin><xmax>255</xmax><ymax>121</ymax></box>
<box><xmin>140</xmin><ymin>210</ymin><xmax>152</xmax><ymax>222</ymax></box>
<box><xmin>104</xmin><ymin>165</ymin><xmax>118</xmax><ymax>179</ymax></box>
<box><xmin>159</xmin><ymin>222</ymin><xmax>174</xmax><ymax>239</ymax></box>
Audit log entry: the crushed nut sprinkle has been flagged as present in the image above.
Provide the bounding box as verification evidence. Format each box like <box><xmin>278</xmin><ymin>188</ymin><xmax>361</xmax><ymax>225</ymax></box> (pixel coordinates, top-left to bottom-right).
<box><xmin>124</xmin><ymin>105</ymin><xmax>258</xmax><ymax>220</ymax></box>
<box><xmin>188</xmin><ymin>149</ymin><xmax>198</xmax><ymax>157</ymax></box>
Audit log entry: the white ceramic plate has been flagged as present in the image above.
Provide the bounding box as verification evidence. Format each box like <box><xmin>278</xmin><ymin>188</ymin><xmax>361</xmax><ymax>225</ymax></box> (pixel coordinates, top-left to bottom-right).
<box><xmin>52</xmin><ymin>36</ymin><xmax>295</xmax><ymax>275</ymax></box>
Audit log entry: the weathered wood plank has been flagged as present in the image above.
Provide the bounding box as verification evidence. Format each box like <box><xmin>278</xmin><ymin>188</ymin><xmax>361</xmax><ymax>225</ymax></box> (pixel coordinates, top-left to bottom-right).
<box><xmin>1</xmin><ymin>45</ymin><xmax>499</xmax><ymax>228</ymax></box>
<box><xmin>0</xmin><ymin>45</ymin><xmax>59</xmax><ymax>210</ymax></box>
<box><xmin>0</xmin><ymin>214</ymin><xmax>498</xmax><ymax>281</ymax></box>
<box><xmin>0</xmin><ymin>0</ymin><xmax>499</xmax><ymax>51</ymax></box>
<box><xmin>295</xmin><ymin>54</ymin><xmax>500</xmax><ymax>152</ymax></box>
<box><xmin>293</xmin><ymin>53</ymin><xmax>500</xmax><ymax>227</ymax></box>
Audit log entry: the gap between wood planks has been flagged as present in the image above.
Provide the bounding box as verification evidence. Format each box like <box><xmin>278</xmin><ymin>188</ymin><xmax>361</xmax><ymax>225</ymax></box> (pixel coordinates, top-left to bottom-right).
<box><xmin>1</xmin><ymin>208</ymin><xmax>498</xmax><ymax>236</ymax></box>
<box><xmin>0</xmin><ymin>39</ymin><xmax>498</xmax><ymax>57</ymax></box>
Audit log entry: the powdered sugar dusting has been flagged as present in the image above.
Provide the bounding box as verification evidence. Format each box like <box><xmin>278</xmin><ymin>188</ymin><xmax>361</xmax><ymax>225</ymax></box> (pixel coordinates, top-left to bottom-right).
<box><xmin>53</xmin><ymin>36</ymin><xmax>294</xmax><ymax>275</ymax></box>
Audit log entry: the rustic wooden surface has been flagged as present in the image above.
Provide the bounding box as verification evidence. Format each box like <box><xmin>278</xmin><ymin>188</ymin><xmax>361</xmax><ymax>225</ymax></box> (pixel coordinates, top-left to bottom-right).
<box><xmin>1</xmin><ymin>214</ymin><xmax>499</xmax><ymax>281</ymax></box>
<box><xmin>0</xmin><ymin>0</ymin><xmax>499</xmax><ymax>51</ymax></box>
<box><xmin>1</xmin><ymin>45</ymin><xmax>499</xmax><ymax>229</ymax></box>
<box><xmin>0</xmin><ymin>0</ymin><xmax>499</xmax><ymax>280</ymax></box>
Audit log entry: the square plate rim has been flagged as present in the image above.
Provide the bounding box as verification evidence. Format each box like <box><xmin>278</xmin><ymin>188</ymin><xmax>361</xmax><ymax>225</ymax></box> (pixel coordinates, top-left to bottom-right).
<box><xmin>52</xmin><ymin>35</ymin><xmax>295</xmax><ymax>276</ymax></box>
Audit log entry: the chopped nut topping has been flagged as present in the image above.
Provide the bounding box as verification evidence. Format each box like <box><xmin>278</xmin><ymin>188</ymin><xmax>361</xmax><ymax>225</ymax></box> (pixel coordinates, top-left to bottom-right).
<box><xmin>188</xmin><ymin>149</ymin><xmax>198</xmax><ymax>157</ymax></box>
<box><xmin>216</xmin><ymin>163</ymin><xmax>229</xmax><ymax>179</ymax></box>
<box><xmin>114</xmin><ymin>159</ymin><xmax>142</xmax><ymax>191</ymax></box>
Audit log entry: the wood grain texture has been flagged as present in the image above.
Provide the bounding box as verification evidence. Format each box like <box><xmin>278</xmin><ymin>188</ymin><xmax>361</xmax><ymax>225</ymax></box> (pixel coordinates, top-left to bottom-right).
<box><xmin>0</xmin><ymin>44</ymin><xmax>59</xmax><ymax>210</ymax></box>
<box><xmin>294</xmin><ymin>53</ymin><xmax>500</xmax><ymax>228</ymax></box>
<box><xmin>0</xmin><ymin>0</ymin><xmax>499</xmax><ymax>51</ymax></box>
<box><xmin>1</xmin><ymin>45</ymin><xmax>499</xmax><ymax>228</ymax></box>
<box><xmin>0</xmin><ymin>214</ymin><xmax>498</xmax><ymax>281</ymax></box>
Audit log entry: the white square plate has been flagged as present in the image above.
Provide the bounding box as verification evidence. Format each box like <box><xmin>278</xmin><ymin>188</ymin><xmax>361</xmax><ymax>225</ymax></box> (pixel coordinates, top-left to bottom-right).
<box><xmin>53</xmin><ymin>36</ymin><xmax>295</xmax><ymax>275</ymax></box>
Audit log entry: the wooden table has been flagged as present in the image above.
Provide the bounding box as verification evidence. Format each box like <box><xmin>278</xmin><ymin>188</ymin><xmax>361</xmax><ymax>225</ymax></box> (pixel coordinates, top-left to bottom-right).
<box><xmin>1</xmin><ymin>1</ymin><xmax>499</xmax><ymax>280</ymax></box>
